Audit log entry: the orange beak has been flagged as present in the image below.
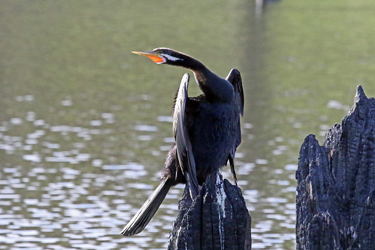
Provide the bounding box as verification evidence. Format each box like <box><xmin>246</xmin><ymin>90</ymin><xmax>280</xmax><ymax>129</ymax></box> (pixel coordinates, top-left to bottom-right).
<box><xmin>132</xmin><ymin>51</ymin><xmax>165</xmax><ymax>64</ymax></box>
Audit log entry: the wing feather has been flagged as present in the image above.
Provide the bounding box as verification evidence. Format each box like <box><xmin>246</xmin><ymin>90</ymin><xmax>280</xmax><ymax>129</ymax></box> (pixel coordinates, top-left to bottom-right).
<box><xmin>226</xmin><ymin>68</ymin><xmax>244</xmax><ymax>116</ymax></box>
<box><xmin>173</xmin><ymin>73</ymin><xmax>199</xmax><ymax>198</ymax></box>
<box><xmin>226</xmin><ymin>69</ymin><xmax>244</xmax><ymax>185</ymax></box>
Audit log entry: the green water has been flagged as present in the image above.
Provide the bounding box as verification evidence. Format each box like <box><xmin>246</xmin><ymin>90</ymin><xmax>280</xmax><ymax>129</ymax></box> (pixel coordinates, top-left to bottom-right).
<box><xmin>1</xmin><ymin>1</ymin><xmax>375</xmax><ymax>249</ymax></box>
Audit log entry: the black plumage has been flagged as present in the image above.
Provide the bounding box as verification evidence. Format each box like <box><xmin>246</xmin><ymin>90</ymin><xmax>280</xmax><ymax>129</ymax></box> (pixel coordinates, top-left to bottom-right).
<box><xmin>121</xmin><ymin>48</ymin><xmax>244</xmax><ymax>236</ymax></box>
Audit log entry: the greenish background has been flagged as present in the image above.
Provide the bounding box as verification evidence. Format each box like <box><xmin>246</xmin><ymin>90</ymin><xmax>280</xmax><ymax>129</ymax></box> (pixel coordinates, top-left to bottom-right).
<box><xmin>1</xmin><ymin>1</ymin><xmax>375</xmax><ymax>249</ymax></box>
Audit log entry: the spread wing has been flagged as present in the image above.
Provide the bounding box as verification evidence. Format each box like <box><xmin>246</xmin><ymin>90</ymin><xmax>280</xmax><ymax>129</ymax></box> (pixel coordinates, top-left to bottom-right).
<box><xmin>226</xmin><ymin>69</ymin><xmax>244</xmax><ymax>186</ymax></box>
<box><xmin>226</xmin><ymin>68</ymin><xmax>244</xmax><ymax>149</ymax></box>
<box><xmin>173</xmin><ymin>73</ymin><xmax>199</xmax><ymax>198</ymax></box>
<box><xmin>226</xmin><ymin>68</ymin><xmax>244</xmax><ymax>116</ymax></box>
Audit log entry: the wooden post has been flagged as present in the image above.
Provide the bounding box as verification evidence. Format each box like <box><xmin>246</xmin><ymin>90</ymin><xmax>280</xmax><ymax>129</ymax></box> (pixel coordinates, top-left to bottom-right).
<box><xmin>296</xmin><ymin>86</ymin><xmax>375</xmax><ymax>249</ymax></box>
<box><xmin>168</xmin><ymin>172</ymin><xmax>252</xmax><ymax>250</ymax></box>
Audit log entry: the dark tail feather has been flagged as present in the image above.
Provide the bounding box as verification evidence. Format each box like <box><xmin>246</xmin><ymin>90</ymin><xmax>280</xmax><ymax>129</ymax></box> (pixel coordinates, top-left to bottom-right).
<box><xmin>121</xmin><ymin>178</ymin><xmax>172</xmax><ymax>236</ymax></box>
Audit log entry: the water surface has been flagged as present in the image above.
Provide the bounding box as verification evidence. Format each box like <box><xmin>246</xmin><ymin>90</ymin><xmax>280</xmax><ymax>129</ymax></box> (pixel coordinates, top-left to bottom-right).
<box><xmin>1</xmin><ymin>1</ymin><xmax>375</xmax><ymax>249</ymax></box>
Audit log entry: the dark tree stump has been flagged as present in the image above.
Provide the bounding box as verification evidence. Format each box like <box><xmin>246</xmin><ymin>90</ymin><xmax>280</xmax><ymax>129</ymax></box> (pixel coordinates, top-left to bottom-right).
<box><xmin>168</xmin><ymin>172</ymin><xmax>252</xmax><ymax>250</ymax></box>
<box><xmin>296</xmin><ymin>86</ymin><xmax>375</xmax><ymax>250</ymax></box>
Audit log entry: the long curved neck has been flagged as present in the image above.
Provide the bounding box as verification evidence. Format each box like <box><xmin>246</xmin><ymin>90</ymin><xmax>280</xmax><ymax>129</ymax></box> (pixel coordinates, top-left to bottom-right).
<box><xmin>170</xmin><ymin>52</ymin><xmax>206</xmax><ymax>71</ymax></box>
<box><xmin>193</xmin><ymin>68</ymin><xmax>233</xmax><ymax>103</ymax></box>
<box><xmin>170</xmin><ymin>54</ymin><xmax>234</xmax><ymax>102</ymax></box>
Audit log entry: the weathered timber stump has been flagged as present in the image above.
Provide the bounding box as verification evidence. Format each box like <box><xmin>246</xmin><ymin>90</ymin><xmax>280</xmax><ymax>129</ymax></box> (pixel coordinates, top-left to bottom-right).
<box><xmin>296</xmin><ymin>85</ymin><xmax>375</xmax><ymax>250</ymax></box>
<box><xmin>168</xmin><ymin>172</ymin><xmax>252</xmax><ymax>250</ymax></box>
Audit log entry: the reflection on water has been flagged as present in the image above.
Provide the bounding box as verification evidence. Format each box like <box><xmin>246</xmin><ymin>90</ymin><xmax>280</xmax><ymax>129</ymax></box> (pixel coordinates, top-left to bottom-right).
<box><xmin>1</xmin><ymin>0</ymin><xmax>375</xmax><ymax>249</ymax></box>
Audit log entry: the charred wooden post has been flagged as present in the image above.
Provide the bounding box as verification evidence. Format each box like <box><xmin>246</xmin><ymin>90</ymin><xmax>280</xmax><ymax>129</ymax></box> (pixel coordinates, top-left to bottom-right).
<box><xmin>168</xmin><ymin>172</ymin><xmax>252</xmax><ymax>250</ymax></box>
<box><xmin>296</xmin><ymin>86</ymin><xmax>375</xmax><ymax>249</ymax></box>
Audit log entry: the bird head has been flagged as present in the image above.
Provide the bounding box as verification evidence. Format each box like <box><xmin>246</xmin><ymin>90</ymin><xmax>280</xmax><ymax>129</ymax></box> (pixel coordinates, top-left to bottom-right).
<box><xmin>132</xmin><ymin>48</ymin><xmax>185</xmax><ymax>65</ymax></box>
